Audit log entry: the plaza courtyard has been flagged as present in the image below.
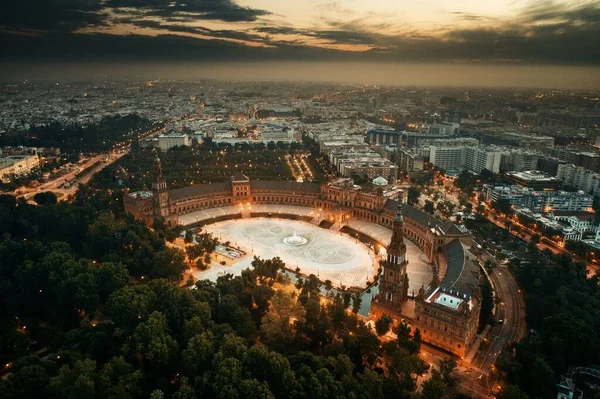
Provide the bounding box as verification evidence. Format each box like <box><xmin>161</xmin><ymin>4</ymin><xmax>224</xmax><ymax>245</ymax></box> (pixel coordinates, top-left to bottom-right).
<box><xmin>190</xmin><ymin>216</ymin><xmax>433</xmax><ymax>294</ymax></box>
<box><xmin>203</xmin><ymin>219</ymin><xmax>375</xmax><ymax>288</ymax></box>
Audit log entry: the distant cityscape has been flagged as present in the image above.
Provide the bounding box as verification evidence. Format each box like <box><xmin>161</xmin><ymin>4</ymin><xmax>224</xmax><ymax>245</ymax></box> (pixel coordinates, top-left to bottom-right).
<box><xmin>1</xmin><ymin>80</ymin><xmax>599</xmax><ymax>399</ymax></box>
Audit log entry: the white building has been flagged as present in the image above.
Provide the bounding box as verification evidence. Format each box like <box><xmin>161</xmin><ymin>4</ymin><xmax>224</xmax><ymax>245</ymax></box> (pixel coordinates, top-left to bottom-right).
<box><xmin>428</xmin><ymin>122</ymin><xmax>459</xmax><ymax>136</ymax></box>
<box><xmin>0</xmin><ymin>154</ymin><xmax>40</xmax><ymax>182</ymax></box>
<box><xmin>488</xmin><ymin>186</ymin><xmax>594</xmax><ymax>213</ymax></box>
<box><xmin>500</xmin><ymin>149</ymin><xmax>542</xmax><ymax>172</ymax></box>
<box><xmin>428</xmin><ymin>145</ymin><xmax>502</xmax><ymax>174</ymax></box>
<box><xmin>556</xmin><ymin>164</ymin><xmax>600</xmax><ymax>197</ymax></box>
<box><xmin>429</xmin><ymin>146</ymin><xmax>465</xmax><ymax>171</ymax></box>
<box><xmin>157</xmin><ymin>132</ymin><xmax>190</xmax><ymax>152</ymax></box>
<box><xmin>463</xmin><ymin>146</ymin><xmax>503</xmax><ymax>174</ymax></box>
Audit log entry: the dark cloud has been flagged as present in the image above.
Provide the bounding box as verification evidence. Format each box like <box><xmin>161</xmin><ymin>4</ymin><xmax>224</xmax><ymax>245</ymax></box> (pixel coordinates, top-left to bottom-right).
<box><xmin>0</xmin><ymin>0</ymin><xmax>599</xmax><ymax>65</ymax></box>
<box><xmin>0</xmin><ymin>0</ymin><xmax>105</xmax><ymax>31</ymax></box>
<box><xmin>254</xmin><ymin>26</ymin><xmax>301</xmax><ymax>35</ymax></box>
<box><xmin>449</xmin><ymin>12</ymin><xmax>495</xmax><ymax>22</ymax></box>
<box><xmin>522</xmin><ymin>0</ymin><xmax>600</xmax><ymax>23</ymax></box>
<box><xmin>0</xmin><ymin>0</ymin><xmax>269</xmax><ymax>34</ymax></box>
<box><xmin>107</xmin><ymin>0</ymin><xmax>270</xmax><ymax>22</ymax></box>
<box><xmin>127</xmin><ymin>19</ymin><xmax>264</xmax><ymax>42</ymax></box>
<box><xmin>0</xmin><ymin>30</ymin><xmax>346</xmax><ymax>63</ymax></box>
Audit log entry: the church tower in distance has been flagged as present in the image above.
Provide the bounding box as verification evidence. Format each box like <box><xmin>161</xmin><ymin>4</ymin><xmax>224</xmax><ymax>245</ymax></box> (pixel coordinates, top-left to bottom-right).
<box><xmin>378</xmin><ymin>203</ymin><xmax>410</xmax><ymax>308</ymax></box>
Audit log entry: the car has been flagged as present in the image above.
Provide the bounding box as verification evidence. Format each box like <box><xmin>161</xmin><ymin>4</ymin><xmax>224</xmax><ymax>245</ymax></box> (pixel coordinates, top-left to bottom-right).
<box><xmin>497</xmin><ymin>319</ymin><xmax>504</xmax><ymax>324</ymax></box>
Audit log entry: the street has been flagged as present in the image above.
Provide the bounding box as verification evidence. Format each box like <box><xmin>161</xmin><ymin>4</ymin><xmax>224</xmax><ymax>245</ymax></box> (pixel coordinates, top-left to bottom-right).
<box><xmin>14</xmin><ymin>151</ymin><xmax>125</xmax><ymax>202</ymax></box>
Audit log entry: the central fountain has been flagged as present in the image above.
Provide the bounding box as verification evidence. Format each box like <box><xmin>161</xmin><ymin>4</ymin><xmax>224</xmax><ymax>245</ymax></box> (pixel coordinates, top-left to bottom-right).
<box><xmin>282</xmin><ymin>231</ymin><xmax>308</xmax><ymax>246</ymax></box>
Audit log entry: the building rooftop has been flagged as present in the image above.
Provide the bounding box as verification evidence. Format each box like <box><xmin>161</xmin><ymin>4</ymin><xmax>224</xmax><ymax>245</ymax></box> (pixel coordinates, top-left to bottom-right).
<box><xmin>441</xmin><ymin>239</ymin><xmax>480</xmax><ymax>296</ymax></box>
<box><xmin>506</xmin><ymin>170</ymin><xmax>560</xmax><ymax>182</ymax></box>
<box><xmin>159</xmin><ymin>132</ymin><xmax>188</xmax><ymax>138</ymax></box>
<box><xmin>434</xmin><ymin>292</ymin><xmax>464</xmax><ymax>310</ymax></box>
<box><xmin>384</xmin><ymin>201</ymin><xmax>443</xmax><ymax>229</ymax></box>
<box><xmin>127</xmin><ymin>190</ymin><xmax>153</xmax><ymax>199</ymax></box>
<box><xmin>552</xmin><ymin>211</ymin><xmax>596</xmax><ymax>221</ymax></box>
<box><xmin>232</xmin><ymin>172</ymin><xmax>250</xmax><ymax>182</ymax></box>
<box><xmin>169</xmin><ymin>182</ymin><xmax>231</xmax><ymax>200</ymax></box>
<box><xmin>250</xmin><ymin>180</ymin><xmax>321</xmax><ymax>194</ymax></box>
<box><xmin>372</xmin><ymin>176</ymin><xmax>388</xmax><ymax>186</ymax></box>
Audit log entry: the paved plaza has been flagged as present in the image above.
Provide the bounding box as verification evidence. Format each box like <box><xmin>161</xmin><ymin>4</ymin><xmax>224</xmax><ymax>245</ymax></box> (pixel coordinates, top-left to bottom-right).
<box><xmin>203</xmin><ymin>219</ymin><xmax>376</xmax><ymax>288</ymax></box>
<box><xmin>187</xmin><ymin>212</ymin><xmax>433</xmax><ymax>295</ymax></box>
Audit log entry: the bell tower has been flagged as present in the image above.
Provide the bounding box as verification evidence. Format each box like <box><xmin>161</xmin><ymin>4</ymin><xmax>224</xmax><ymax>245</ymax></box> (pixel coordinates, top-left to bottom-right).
<box><xmin>377</xmin><ymin>203</ymin><xmax>409</xmax><ymax>308</ymax></box>
<box><xmin>152</xmin><ymin>156</ymin><xmax>171</xmax><ymax>221</ymax></box>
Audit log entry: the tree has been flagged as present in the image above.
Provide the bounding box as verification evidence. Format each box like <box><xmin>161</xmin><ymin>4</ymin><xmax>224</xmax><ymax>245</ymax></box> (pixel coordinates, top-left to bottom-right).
<box><xmin>33</xmin><ymin>191</ymin><xmax>58</xmax><ymax>206</ymax></box>
<box><xmin>172</xmin><ymin>377</ymin><xmax>195</xmax><ymax>399</ymax></box>
<box><xmin>480</xmin><ymin>168</ymin><xmax>496</xmax><ymax>183</ymax></box>
<box><xmin>47</xmin><ymin>359</ymin><xmax>97</xmax><ymax>399</ymax></box>
<box><xmin>0</xmin><ymin>364</ymin><xmax>50</xmax><ymax>399</ymax></box>
<box><xmin>528</xmin><ymin>357</ymin><xmax>555</xmax><ymax>399</ymax></box>
<box><xmin>421</xmin><ymin>370</ymin><xmax>446</xmax><ymax>399</ymax></box>
<box><xmin>252</xmin><ymin>256</ymin><xmax>283</xmax><ymax>283</ymax></box>
<box><xmin>351</xmin><ymin>293</ymin><xmax>362</xmax><ymax>314</ymax></box>
<box><xmin>413</xmin><ymin>328</ymin><xmax>421</xmax><ymax>348</ymax></box>
<box><xmin>182</xmin><ymin>332</ymin><xmax>215</xmax><ymax>375</ymax></box>
<box><xmin>424</xmin><ymin>200</ymin><xmax>435</xmax><ymax>215</ymax></box>
<box><xmin>375</xmin><ymin>314</ymin><xmax>392</xmax><ymax>336</ymax></box>
<box><xmin>407</xmin><ymin>187</ymin><xmax>421</xmax><ymax>205</ymax></box>
<box><xmin>494</xmin><ymin>198</ymin><xmax>513</xmax><ymax>215</ymax></box>
<box><xmin>479</xmin><ymin>279</ymin><xmax>494</xmax><ymax>328</ymax></box>
<box><xmin>260</xmin><ymin>291</ymin><xmax>306</xmax><ymax>349</ymax></box>
<box><xmin>435</xmin><ymin>201</ymin><xmax>446</xmax><ymax>214</ymax></box>
<box><xmin>438</xmin><ymin>358</ymin><xmax>458</xmax><ymax>387</ymax></box>
<box><xmin>131</xmin><ymin>311</ymin><xmax>179</xmax><ymax>368</ymax></box>
<box><xmin>97</xmin><ymin>356</ymin><xmax>143</xmax><ymax>398</ymax></box>
<box><xmin>464</xmin><ymin>202</ymin><xmax>473</xmax><ymax>214</ymax></box>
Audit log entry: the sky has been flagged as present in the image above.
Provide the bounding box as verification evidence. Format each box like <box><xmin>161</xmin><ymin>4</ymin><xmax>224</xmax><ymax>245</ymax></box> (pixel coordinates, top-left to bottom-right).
<box><xmin>1</xmin><ymin>0</ymin><xmax>600</xmax><ymax>86</ymax></box>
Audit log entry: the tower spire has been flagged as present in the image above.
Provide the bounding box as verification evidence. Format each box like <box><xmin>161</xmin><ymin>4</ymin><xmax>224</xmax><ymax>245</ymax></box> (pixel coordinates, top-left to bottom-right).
<box><xmin>152</xmin><ymin>156</ymin><xmax>167</xmax><ymax>191</ymax></box>
<box><xmin>388</xmin><ymin>203</ymin><xmax>407</xmax><ymax>255</ymax></box>
<box><xmin>375</xmin><ymin>201</ymin><xmax>410</xmax><ymax>309</ymax></box>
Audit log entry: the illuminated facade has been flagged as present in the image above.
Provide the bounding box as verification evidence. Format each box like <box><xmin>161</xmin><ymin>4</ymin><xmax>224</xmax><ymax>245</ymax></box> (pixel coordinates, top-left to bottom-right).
<box><xmin>123</xmin><ymin>160</ymin><xmax>479</xmax><ymax>356</ymax></box>
<box><xmin>414</xmin><ymin>240</ymin><xmax>481</xmax><ymax>357</ymax></box>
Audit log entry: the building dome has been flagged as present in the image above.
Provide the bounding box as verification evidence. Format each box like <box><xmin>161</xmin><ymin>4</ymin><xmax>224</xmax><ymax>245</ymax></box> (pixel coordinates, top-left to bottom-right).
<box><xmin>372</xmin><ymin>176</ymin><xmax>388</xmax><ymax>186</ymax></box>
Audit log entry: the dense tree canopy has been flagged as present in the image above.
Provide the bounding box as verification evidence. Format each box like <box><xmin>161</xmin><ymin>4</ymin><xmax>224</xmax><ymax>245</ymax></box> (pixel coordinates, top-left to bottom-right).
<box><xmin>0</xmin><ymin>114</ymin><xmax>152</xmax><ymax>152</ymax></box>
<box><xmin>467</xmin><ymin>214</ymin><xmax>600</xmax><ymax>398</ymax></box>
<box><xmin>0</xmin><ymin>193</ymin><xmax>430</xmax><ymax>399</ymax></box>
